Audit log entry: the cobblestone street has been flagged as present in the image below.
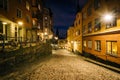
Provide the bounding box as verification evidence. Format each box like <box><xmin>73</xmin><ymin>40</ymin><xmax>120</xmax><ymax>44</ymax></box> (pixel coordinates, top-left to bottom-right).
<box><xmin>1</xmin><ymin>49</ymin><xmax>120</xmax><ymax>80</ymax></box>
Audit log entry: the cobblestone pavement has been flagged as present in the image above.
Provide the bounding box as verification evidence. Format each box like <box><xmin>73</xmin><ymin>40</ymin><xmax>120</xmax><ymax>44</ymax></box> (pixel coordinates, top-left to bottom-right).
<box><xmin>1</xmin><ymin>49</ymin><xmax>120</xmax><ymax>80</ymax></box>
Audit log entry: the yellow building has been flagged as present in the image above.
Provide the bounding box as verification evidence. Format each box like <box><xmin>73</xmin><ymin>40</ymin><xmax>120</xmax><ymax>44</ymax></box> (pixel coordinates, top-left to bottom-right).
<box><xmin>67</xmin><ymin>0</ymin><xmax>120</xmax><ymax>64</ymax></box>
<box><xmin>0</xmin><ymin>0</ymin><xmax>32</xmax><ymax>42</ymax></box>
<box><xmin>73</xmin><ymin>12</ymin><xmax>82</xmax><ymax>53</ymax></box>
<box><xmin>82</xmin><ymin>0</ymin><xmax>120</xmax><ymax>64</ymax></box>
<box><xmin>67</xmin><ymin>26</ymin><xmax>74</xmax><ymax>51</ymax></box>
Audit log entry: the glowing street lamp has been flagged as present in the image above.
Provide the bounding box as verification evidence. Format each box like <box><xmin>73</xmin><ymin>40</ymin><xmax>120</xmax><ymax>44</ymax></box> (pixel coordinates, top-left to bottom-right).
<box><xmin>44</xmin><ymin>32</ymin><xmax>48</xmax><ymax>35</ymax></box>
<box><xmin>18</xmin><ymin>21</ymin><xmax>23</xmax><ymax>25</ymax></box>
<box><xmin>54</xmin><ymin>36</ymin><xmax>58</xmax><ymax>40</ymax></box>
<box><xmin>2</xmin><ymin>22</ymin><xmax>7</xmax><ymax>25</ymax></box>
<box><xmin>103</xmin><ymin>13</ymin><xmax>114</xmax><ymax>23</ymax></box>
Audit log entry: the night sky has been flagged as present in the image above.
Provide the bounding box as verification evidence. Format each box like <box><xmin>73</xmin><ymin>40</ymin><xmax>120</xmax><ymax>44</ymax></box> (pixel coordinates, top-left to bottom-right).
<box><xmin>43</xmin><ymin>0</ymin><xmax>88</xmax><ymax>39</ymax></box>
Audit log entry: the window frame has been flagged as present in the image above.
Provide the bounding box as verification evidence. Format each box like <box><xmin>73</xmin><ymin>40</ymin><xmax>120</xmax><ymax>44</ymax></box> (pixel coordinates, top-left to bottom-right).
<box><xmin>88</xmin><ymin>40</ymin><xmax>92</xmax><ymax>49</ymax></box>
<box><xmin>94</xmin><ymin>18</ymin><xmax>101</xmax><ymax>32</ymax></box>
<box><xmin>17</xmin><ymin>8</ymin><xmax>22</xmax><ymax>18</ymax></box>
<box><xmin>94</xmin><ymin>0</ymin><xmax>101</xmax><ymax>10</ymax></box>
<box><xmin>88</xmin><ymin>22</ymin><xmax>92</xmax><ymax>33</ymax></box>
<box><xmin>106</xmin><ymin>41</ymin><xmax>117</xmax><ymax>57</ymax></box>
<box><xmin>95</xmin><ymin>40</ymin><xmax>101</xmax><ymax>51</ymax></box>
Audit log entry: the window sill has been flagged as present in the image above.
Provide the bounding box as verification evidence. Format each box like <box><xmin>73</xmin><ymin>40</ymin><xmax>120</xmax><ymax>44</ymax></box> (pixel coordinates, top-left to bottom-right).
<box><xmin>95</xmin><ymin>50</ymin><xmax>101</xmax><ymax>52</ymax></box>
<box><xmin>106</xmin><ymin>53</ymin><xmax>118</xmax><ymax>58</ymax></box>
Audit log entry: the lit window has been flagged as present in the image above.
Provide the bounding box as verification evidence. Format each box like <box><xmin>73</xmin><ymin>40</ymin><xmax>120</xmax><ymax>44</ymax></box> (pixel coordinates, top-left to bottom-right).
<box><xmin>95</xmin><ymin>40</ymin><xmax>101</xmax><ymax>51</ymax></box>
<box><xmin>38</xmin><ymin>4</ymin><xmax>41</xmax><ymax>10</ymax></box>
<box><xmin>94</xmin><ymin>18</ymin><xmax>101</xmax><ymax>31</ymax></box>
<box><xmin>26</xmin><ymin>1</ymin><xmax>30</xmax><ymax>11</ymax></box>
<box><xmin>76</xmin><ymin>30</ymin><xmax>80</xmax><ymax>36</ymax></box>
<box><xmin>83</xmin><ymin>40</ymin><xmax>86</xmax><ymax>47</ymax></box>
<box><xmin>106</xmin><ymin>41</ymin><xmax>117</xmax><ymax>56</ymax></box>
<box><xmin>45</xmin><ymin>17</ymin><xmax>48</xmax><ymax>20</ymax></box>
<box><xmin>88</xmin><ymin>40</ymin><xmax>92</xmax><ymax>49</ymax></box>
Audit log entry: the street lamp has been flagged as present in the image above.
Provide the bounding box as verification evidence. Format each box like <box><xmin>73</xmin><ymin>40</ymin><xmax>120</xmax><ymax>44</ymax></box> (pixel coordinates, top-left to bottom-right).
<box><xmin>18</xmin><ymin>21</ymin><xmax>23</xmax><ymax>26</ymax></box>
<box><xmin>54</xmin><ymin>36</ymin><xmax>58</xmax><ymax>40</ymax></box>
<box><xmin>103</xmin><ymin>13</ymin><xmax>114</xmax><ymax>23</ymax></box>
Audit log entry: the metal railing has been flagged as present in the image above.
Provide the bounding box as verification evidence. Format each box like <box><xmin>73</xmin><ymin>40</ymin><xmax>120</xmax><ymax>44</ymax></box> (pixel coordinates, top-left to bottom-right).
<box><xmin>0</xmin><ymin>35</ymin><xmax>39</xmax><ymax>52</ymax></box>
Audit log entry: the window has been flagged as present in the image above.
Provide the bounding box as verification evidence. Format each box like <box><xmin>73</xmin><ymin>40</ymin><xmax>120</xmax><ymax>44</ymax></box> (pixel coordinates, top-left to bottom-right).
<box><xmin>88</xmin><ymin>22</ymin><xmax>92</xmax><ymax>33</ymax></box>
<box><xmin>76</xmin><ymin>30</ymin><xmax>80</xmax><ymax>36</ymax></box>
<box><xmin>88</xmin><ymin>40</ymin><xmax>92</xmax><ymax>49</ymax></box>
<box><xmin>106</xmin><ymin>18</ymin><xmax>117</xmax><ymax>29</ymax></box>
<box><xmin>79</xmin><ymin>20</ymin><xmax>80</xmax><ymax>25</ymax></box>
<box><xmin>0</xmin><ymin>0</ymin><xmax>3</xmax><ymax>8</ymax></box>
<box><xmin>95</xmin><ymin>40</ymin><xmax>101</xmax><ymax>51</ymax></box>
<box><xmin>0</xmin><ymin>0</ymin><xmax>8</xmax><ymax>11</ymax></box>
<box><xmin>0</xmin><ymin>21</ymin><xmax>3</xmax><ymax>33</ymax></box>
<box><xmin>83</xmin><ymin>12</ymin><xmax>87</xmax><ymax>20</ymax></box>
<box><xmin>82</xmin><ymin>25</ymin><xmax>86</xmax><ymax>34</ymax></box>
<box><xmin>45</xmin><ymin>17</ymin><xmax>48</xmax><ymax>20</ymax></box>
<box><xmin>106</xmin><ymin>41</ymin><xmax>117</xmax><ymax>56</ymax></box>
<box><xmin>26</xmin><ymin>15</ymin><xmax>30</xmax><ymax>23</ymax></box>
<box><xmin>26</xmin><ymin>1</ymin><xmax>30</xmax><ymax>11</ymax></box>
<box><xmin>38</xmin><ymin>4</ymin><xmax>41</xmax><ymax>11</ymax></box>
<box><xmin>94</xmin><ymin>0</ymin><xmax>101</xmax><ymax>10</ymax></box>
<box><xmin>94</xmin><ymin>18</ymin><xmax>101</xmax><ymax>31</ymax></box>
<box><xmin>83</xmin><ymin>40</ymin><xmax>86</xmax><ymax>47</ymax></box>
<box><xmin>17</xmin><ymin>9</ymin><xmax>22</xmax><ymax>18</ymax></box>
<box><xmin>87</xmin><ymin>4</ymin><xmax>92</xmax><ymax>16</ymax></box>
<box><xmin>18</xmin><ymin>0</ymin><xmax>22</xmax><ymax>3</ymax></box>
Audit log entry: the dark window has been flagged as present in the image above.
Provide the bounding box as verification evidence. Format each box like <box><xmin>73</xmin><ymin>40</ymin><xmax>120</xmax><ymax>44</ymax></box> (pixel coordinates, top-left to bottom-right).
<box><xmin>94</xmin><ymin>0</ymin><xmax>101</xmax><ymax>10</ymax></box>
<box><xmin>4</xmin><ymin>0</ymin><xmax>8</xmax><ymax>10</ymax></box>
<box><xmin>0</xmin><ymin>21</ymin><xmax>3</xmax><ymax>33</ymax></box>
<box><xmin>82</xmin><ymin>12</ymin><xmax>87</xmax><ymax>20</ymax></box>
<box><xmin>94</xmin><ymin>18</ymin><xmax>101</xmax><ymax>31</ymax></box>
<box><xmin>17</xmin><ymin>9</ymin><xmax>22</xmax><ymax>18</ymax></box>
<box><xmin>87</xmin><ymin>4</ymin><xmax>92</xmax><ymax>16</ymax></box>
<box><xmin>18</xmin><ymin>0</ymin><xmax>22</xmax><ymax>3</ymax></box>
<box><xmin>0</xmin><ymin>0</ymin><xmax>8</xmax><ymax>11</ymax></box>
<box><xmin>0</xmin><ymin>0</ymin><xmax>4</xmax><ymax>8</ymax></box>
<box><xmin>26</xmin><ymin>15</ymin><xmax>30</xmax><ymax>23</ymax></box>
<box><xmin>95</xmin><ymin>40</ymin><xmax>101</xmax><ymax>51</ymax></box>
<box><xmin>79</xmin><ymin>20</ymin><xmax>80</xmax><ymax>24</ymax></box>
<box><xmin>88</xmin><ymin>22</ymin><xmax>92</xmax><ymax>33</ymax></box>
<box><xmin>82</xmin><ymin>25</ymin><xmax>86</xmax><ymax>34</ymax></box>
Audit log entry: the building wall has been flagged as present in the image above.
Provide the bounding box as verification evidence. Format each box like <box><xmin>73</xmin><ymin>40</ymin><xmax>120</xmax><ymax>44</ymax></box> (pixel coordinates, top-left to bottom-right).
<box><xmin>82</xmin><ymin>0</ymin><xmax>120</xmax><ymax>64</ymax></box>
<box><xmin>0</xmin><ymin>0</ymin><xmax>33</xmax><ymax>42</ymax></box>
<box><xmin>67</xmin><ymin>0</ymin><xmax>120</xmax><ymax>64</ymax></box>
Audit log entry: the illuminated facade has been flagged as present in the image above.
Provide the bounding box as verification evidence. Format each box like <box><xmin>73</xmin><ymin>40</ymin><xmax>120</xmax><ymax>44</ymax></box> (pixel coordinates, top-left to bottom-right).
<box><xmin>0</xmin><ymin>0</ymin><xmax>49</xmax><ymax>43</ymax></box>
<box><xmin>67</xmin><ymin>26</ymin><xmax>74</xmax><ymax>51</ymax></box>
<box><xmin>67</xmin><ymin>0</ymin><xmax>120</xmax><ymax>64</ymax></box>
<box><xmin>0</xmin><ymin>0</ymin><xmax>32</xmax><ymax>42</ymax></box>
<box><xmin>43</xmin><ymin>8</ymin><xmax>53</xmax><ymax>40</ymax></box>
<box><xmin>31</xmin><ymin>0</ymin><xmax>44</xmax><ymax>42</ymax></box>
